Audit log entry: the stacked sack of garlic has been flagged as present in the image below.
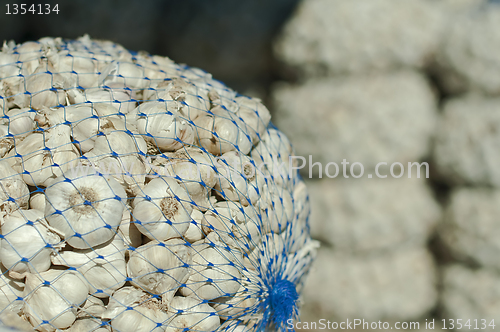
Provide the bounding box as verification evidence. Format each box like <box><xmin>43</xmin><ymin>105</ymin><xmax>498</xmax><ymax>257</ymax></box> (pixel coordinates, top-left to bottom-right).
<box><xmin>0</xmin><ymin>35</ymin><xmax>317</xmax><ymax>332</ymax></box>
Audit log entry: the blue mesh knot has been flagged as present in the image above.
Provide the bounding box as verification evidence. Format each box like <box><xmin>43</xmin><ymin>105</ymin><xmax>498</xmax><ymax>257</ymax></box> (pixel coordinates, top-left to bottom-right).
<box><xmin>262</xmin><ymin>279</ymin><xmax>299</xmax><ymax>330</ymax></box>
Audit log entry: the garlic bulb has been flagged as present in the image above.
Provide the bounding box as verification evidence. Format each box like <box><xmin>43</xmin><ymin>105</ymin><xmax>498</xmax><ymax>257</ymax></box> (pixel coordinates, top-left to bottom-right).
<box><xmin>67</xmin><ymin>87</ymin><xmax>137</xmax><ymax>114</ymax></box>
<box><xmin>235</xmin><ymin>96</ymin><xmax>271</xmax><ymax>144</ymax></box>
<box><xmin>79</xmin><ymin>295</ymin><xmax>107</xmax><ymax>318</ymax></box>
<box><xmin>6</xmin><ymin>114</ymin><xmax>80</xmax><ymax>187</ymax></box>
<box><xmin>184</xmin><ymin>209</ymin><xmax>205</xmax><ymax>243</ymax></box>
<box><xmin>0</xmin><ymin>209</ymin><xmax>60</xmax><ymax>276</ymax></box>
<box><xmin>245</xmin><ymin>233</ymin><xmax>286</xmax><ymax>275</ymax></box>
<box><xmin>257</xmin><ymin>185</ymin><xmax>294</xmax><ymax>234</ymax></box>
<box><xmin>100</xmin><ymin>60</ymin><xmax>149</xmax><ymax>89</ymax></box>
<box><xmin>0</xmin><ymin>160</ymin><xmax>29</xmax><ymax>214</ymax></box>
<box><xmin>219</xmin><ymin>319</ymin><xmax>255</xmax><ymax>332</ymax></box>
<box><xmin>84</xmin><ymin>131</ymin><xmax>147</xmax><ymax>196</ymax></box>
<box><xmin>0</xmin><ymin>52</ymin><xmax>23</xmax><ymax>99</ymax></box>
<box><xmin>215</xmin><ymin>151</ymin><xmax>264</xmax><ymax>206</ymax></box>
<box><xmin>47</xmin><ymin>50</ymin><xmax>99</xmax><ymax>88</ymax></box>
<box><xmin>143</xmin><ymin>78</ymin><xmax>210</xmax><ymax>121</ymax></box>
<box><xmin>44</xmin><ymin>173</ymin><xmax>127</xmax><ymax>249</ymax></box>
<box><xmin>38</xmin><ymin>104</ymin><xmax>124</xmax><ymax>154</ymax></box>
<box><xmin>3</xmin><ymin>108</ymin><xmax>36</xmax><ymax>136</ymax></box>
<box><xmin>0</xmin><ymin>268</ymin><xmax>24</xmax><ymax>313</ymax></box>
<box><xmin>206</xmin><ymin>87</ymin><xmax>239</xmax><ymax>113</ymax></box>
<box><xmin>251</xmin><ymin>129</ymin><xmax>297</xmax><ymax>189</ymax></box>
<box><xmin>180</xmin><ymin>234</ymin><xmax>243</xmax><ymax>300</ymax></box>
<box><xmin>0</xmin><ymin>125</ymin><xmax>13</xmax><ymax>158</ymax></box>
<box><xmin>29</xmin><ymin>191</ymin><xmax>46</xmax><ymax>212</ymax></box>
<box><xmin>127</xmin><ymin>238</ymin><xmax>192</xmax><ymax>303</ymax></box>
<box><xmin>13</xmin><ymin>61</ymin><xmax>67</xmax><ymax>110</ymax></box>
<box><xmin>202</xmin><ymin>201</ymin><xmax>262</xmax><ymax>253</ymax></box>
<box><xmin>164</xmin><ymin>296</ymin><xmax>220</xmax><ymax>332</ymax></box>
<box><xmin>132</xmin><ymin>177</ymin><xmax>193</xmax><ymax>241</ymax></box>
<box><xmin>13</xmin><ymin>41</ymin><xmax>44</xmax><ymax>76</ymax></box>
<box><xmin>150</xmin><ymin>147</ymin><xmax>217</xmax><ymax>211</ymax></box>
<box><xmin>211</xmin><ymin>284</ymin><xmax>257</xmax><ymax>320</ymax></box>
<box><xmin>194</xmin><ymin>105</ymin><xmax>252</xmax><ymax>155</ymax></box>
<box><xmin>102</xmin><ymin>286</ymin><xmax>171</xmax><ymax>332</ymax></box>
<box><xmin>117</xmin><ymin>206</ymin><xmax>142</xmax><ymax>248</ymax></box>
<box><xmin>68</xmin><ymin>296</ymin><xmax>110</xmax><ymax>332</ymax></box>
<box><xmin>67</xmin><ymin>317</ymin><xmax>110</xmax><ymax>332</ymax></box>
<box><xmin>135</xmin><ymin>54</ymin><xmax>178</xmax><ymax>81</ymax></box>
<box><xmin>51</xmin><ymin>238</ymin><xmax>127</xmax><ymax>298</ymax></box>
<box><xmin>0</xmin><ymin>310</ymin><xmax>33</xmax><ymax>331</ymax></box>
<box><xmin>23</xmin><ymin>269</ymin><xmax>89</xmax><ymax>332</ymax></box>
<box><xmin>132</xmin><ymin>101</ymin><xmax>194</xmax><ymax>152</ymax></box>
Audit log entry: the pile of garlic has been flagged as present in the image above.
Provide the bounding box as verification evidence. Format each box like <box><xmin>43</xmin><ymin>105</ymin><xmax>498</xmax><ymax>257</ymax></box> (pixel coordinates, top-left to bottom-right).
<box><xmin>0</xmin><ymin>35</ymin><xmax>317</xmax><ymax>332</ymax></box>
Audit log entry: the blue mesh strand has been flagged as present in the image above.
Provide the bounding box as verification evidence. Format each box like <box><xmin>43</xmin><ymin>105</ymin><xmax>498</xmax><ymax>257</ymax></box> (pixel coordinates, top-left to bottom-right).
<box><xmin>0</xmin><ymin>36</ymin><xmax>318</xmax><ymax>332</ymax></box>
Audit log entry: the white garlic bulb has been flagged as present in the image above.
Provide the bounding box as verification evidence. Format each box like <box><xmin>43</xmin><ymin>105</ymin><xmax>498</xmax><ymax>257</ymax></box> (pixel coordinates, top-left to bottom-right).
<box><xmin>0</xmin><ymin>52</ymin><xmax>23</xmax><ymax>99</ymax></box>
<box><xmin>164</xmin><ymin>296</ymin><xmax>220</xmax><ymax>332</ymax></box>
<box><xmin>67</xmin><ymin>317</ymin><xmax>110</xmax><ymax>332</ymax></box>
<box><xmin>23</xmin><ymin>269</ymin><xmax>89</xmax><ymax>332</ymax></box>
<box><xmin>180</xmin><ymin>234</ymin><xmax>243</xmax><ymax>300</ymax></box>
<box><xmin>143</xmin><ymin>78</ymin><xmax>210</xmax><ymax>121</ymax></box>
<box><xmin>38</xmin><ymin>104</ymin><xmax>118</xmax><ymax>154</ymax></box>
<box><xmin>0</xmin><ymin>209</ymin><xmax>60</xmax><ymax>276</ymax></box>
<box><xmin>245</xmin><ymin>233</ymin><xmax>285</xmax><ymax>275</ymax></box>
<box><xmin>235</xmin><ymin>96</ymin><xmax>271</xmax><ymax>144</ymax></box>
<box><xmin>47</xmin><ymin>50</ymin><xmax>99</xmax><ymax>88</ymax></box>
<box><xmin>29</xmin><ymin>191</ymin><xmax>46</xmax><ymax>212</ymax></box>
<box><xmin>202</xmin><ymin>201</ymin><xmax>262</xmax><ymax>253</ymax></box>
<box><xmin>68</xmin><ymin>295</ymin><xmax>110</xmax><ymax>332</ymax></box>
<box><xmin>51</xmin><ymin>238</ymin><xmax>127</xmax><ymax>298</ymax></box>
<box><xmin>2</xmin><ymin>108</ymin><xmax>36</xmax><ymax>136</ymax></box>
<box><xmin>219</xmin><ymin>319</ymin><xmax>255</xmax><ymax>332</ymax></box>
<box><xmin>150</xmin><ymin>147</ymin><xmax>217</xmax><ymax>211</ymax></box>
<box><xmin>0</xmin><ymin>125</ymin><xmax>13</xmax><ymax>158</ymax></box>
<box><xmin>45</xmin><ymin>173</ymin><xmax>127</xmax><ymax>249</ymax></box>
<box><xmin>132</xmin><ymin>177</ymin><xmax>193</xmax><ymax>241</ymax></box>
<box><xmin>215</xmin><ymin>151</ymin><xmax>264</xmax><ymax>206</ymax></box>
<box><xmin>100</xmin><ymin>60</ymin><xmax>149</xmax><ymax>89</ymax></box>
<box><xmin>102</xmin><ymin>286</ymin><xmax>171</xmax><ymax>332</ymax></box>
<box><xmin>67</xmin><ymin>87</ymin><xmax>137</xmax><ymax>114</ymax></box>
<box><xmin>0</xmin><ymin>160</ymin><xmax>29</xmax><ymax>214</ymax></box>
<box><xmin>211</xmin><ymin>284</ymin><xmax>257</xmax><ymax>320</ymax></box>
<box><xmin>84</xmin><ymin>131</ymin><xmax>147</xmax><ymax>196</ymax></box>
<box><xmin>13</xmin><ymin>62</ymin><xmax>67</xmax><ymax>110</ymax></box>
<box><xmin>184</xmin><ymin>209</ymin><xmax>205</xmax><ymax>243</ymax></box>
<box><xmin>0</xmin><ymin>310</ymin><xmax>34</xmax><ymax>331</ymax></box>
<box><xmin>251</xmin><ymin>129</ymin><xmax>296</xmax><ymax>189</ymax></box>
<box><xmin>257</xmin><ymin>185</ymin><xmax>294</xmax><ymax>234</ymax></box>
<box><xmin>127</xmin><ymin>238</ymin><xmax>192</xmax><ymax>303</ymax></box>
<box><xmin>194</xmin><ymin>105</ymin><xmax>252</xmax><ymax>156</ymax></box>
<box><xmin>134</xmin><ymin>54</ymin><xmax>178</xmax><ymax>81</ymax></box>
<box><xmin>117</xmin><ymin>206</ymin><xmax>142</xmax><ymax>248</ymax></box>
<box><xmin>192</xmin><ymin>74</ymin><xmax>238</xmax><ymax>104</ymax></box>
<box><xmin>6</xmin><ymin>114</ymin><xmax>80</xmax><ymax>187</ymax></box>
<box><xmin>132</xmin><ymin>101</ymin><xmax>194</xmax><ymax>152</ymax></box>
<box><xmin>13</xmin><ymin>41</ymin><xmax>44</xmax><ymax>76</ymax></box>
<box><xmin>79</xmin><ymin>295</ymin><xmax>107</xmax><ymax>318</ymax></box>
<box><xmin>0</xmin><ymin>268</ymin><xmax>24</xmax><ymax>313</ymax></box>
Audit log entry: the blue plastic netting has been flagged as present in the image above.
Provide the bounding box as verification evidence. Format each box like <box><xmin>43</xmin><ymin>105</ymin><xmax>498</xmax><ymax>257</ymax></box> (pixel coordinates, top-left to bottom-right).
<box><xmin>0</xmin><ymin>35</ymin><xmax>318</xmax><ymax>332</ymax></box>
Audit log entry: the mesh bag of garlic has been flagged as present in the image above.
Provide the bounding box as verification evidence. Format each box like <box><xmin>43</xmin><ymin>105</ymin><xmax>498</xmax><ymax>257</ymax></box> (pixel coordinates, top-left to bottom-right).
<box><xmin>0</xmin><ymin>35</ymin><xmax>318</xmax><ymax>332</ymax></box>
